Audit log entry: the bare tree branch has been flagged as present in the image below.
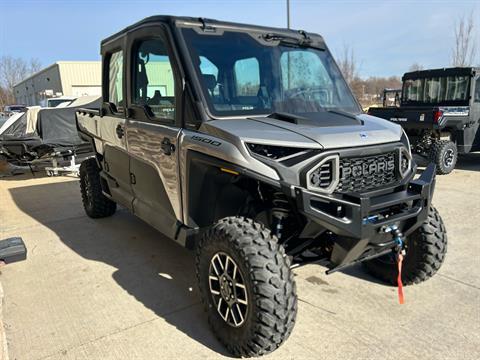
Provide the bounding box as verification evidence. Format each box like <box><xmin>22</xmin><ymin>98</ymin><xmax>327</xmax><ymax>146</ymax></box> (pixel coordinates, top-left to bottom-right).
<box><xmin>0</xmin><ymin>56</ymin><xmax>41</xmax><ymax>108</ymax></box>
<box><xmin>451</xmin><ymin>12</ymin><xmax>477</xmax><ymax>67</ymax></box>
<box><xmin>337</xmin><ymin>44</ymin><xmax>357</xmax><ymax>85</ymax></box>
<box><xmin>409</xmin><ymin>63</ymin><xmax>424</xmax><ymax>71</ymax></box>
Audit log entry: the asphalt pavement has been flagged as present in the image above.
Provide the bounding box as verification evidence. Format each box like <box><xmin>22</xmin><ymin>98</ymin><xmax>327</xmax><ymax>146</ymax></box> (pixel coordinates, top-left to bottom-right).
<box><xmin>0</xmin><ymin>154</ymin><xmax>479</xmax><ymax>359</ymax></box>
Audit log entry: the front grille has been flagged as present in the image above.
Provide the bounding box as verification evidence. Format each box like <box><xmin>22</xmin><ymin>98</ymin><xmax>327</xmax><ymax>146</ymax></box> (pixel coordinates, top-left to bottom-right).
<box><xmin>337</xmin><ymin>152</ymin><xmax>397</xmax><ymax>193</ymax></box>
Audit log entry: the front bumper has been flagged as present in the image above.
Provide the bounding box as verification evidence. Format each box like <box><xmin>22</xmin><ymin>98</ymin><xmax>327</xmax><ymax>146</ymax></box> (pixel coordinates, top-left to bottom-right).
<box><xmin>293</xmin><ymin>163</ymin><xmax>436</xmax><ymax>268</ymax></box>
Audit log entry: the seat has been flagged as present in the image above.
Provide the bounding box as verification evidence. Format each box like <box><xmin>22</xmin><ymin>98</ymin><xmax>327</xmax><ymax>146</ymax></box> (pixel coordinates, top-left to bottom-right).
<box><xmin>203</xmin><ymin>74</ymin><xmax>218</xmax><ymax>97</ymax></box>
<box><xmin>147</xmin><ymin>90</ymin><xmax>162</xmax><ymax>105</ymax></box>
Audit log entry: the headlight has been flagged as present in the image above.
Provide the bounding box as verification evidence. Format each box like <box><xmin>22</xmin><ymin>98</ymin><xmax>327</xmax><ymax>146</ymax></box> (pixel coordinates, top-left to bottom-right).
<box><xmin>400</xmin><ymin>128</ymin><xmax>412</xmax><ymax>155</ymax></box>
<box><xmin>398</xmin><ymin>146</ymin><xmax>412</xmax><ymax>178</ymax></box>
<box><xmin>246</xmin><ymin>143</ymin><xmax>309</xmax><ymax>161</ymax></box>
<box><xmin>398</xmin><ymin>129</ymin><xmax>413</xmax><ymax>177</ymax></box>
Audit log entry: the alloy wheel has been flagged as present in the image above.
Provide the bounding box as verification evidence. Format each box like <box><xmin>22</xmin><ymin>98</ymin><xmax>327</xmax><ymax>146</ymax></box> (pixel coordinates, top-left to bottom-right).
<box><xmin>208</xmin><ymin>252</ymin><xmax>248</xmax><ymax>327</ymax></box>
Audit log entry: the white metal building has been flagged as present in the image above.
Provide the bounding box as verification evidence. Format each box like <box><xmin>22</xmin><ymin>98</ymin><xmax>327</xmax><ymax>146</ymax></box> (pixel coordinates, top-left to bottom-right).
<box><xmin>14</xmin><ymin>61</ymin><xmax>101</xmax><ymax>106</ymax></box>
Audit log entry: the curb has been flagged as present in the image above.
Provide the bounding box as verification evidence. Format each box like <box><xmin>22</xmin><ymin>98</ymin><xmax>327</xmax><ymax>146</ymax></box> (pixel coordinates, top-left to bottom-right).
<box><xmin>0</xmin><ymin>281</ymin><xmax>9</xmax><ymax>360</ymax></box>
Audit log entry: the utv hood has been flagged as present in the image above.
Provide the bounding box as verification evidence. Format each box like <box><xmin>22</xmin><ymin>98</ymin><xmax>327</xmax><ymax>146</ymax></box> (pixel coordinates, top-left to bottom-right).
<box><xmin>202</xmin><ymin>113</ymin><xmax>402</xmax><ymax>150</ymax></box>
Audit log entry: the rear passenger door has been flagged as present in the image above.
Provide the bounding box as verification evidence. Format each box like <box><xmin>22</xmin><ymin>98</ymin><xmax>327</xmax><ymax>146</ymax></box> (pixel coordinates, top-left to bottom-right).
<box><xmin>125</xmin><ymin>25</ymin><xmax>182</xmax><ymax>239</ymax></box>
<box><xmin>99</xmin><ymin>40</ymin><xmax>134</xmax><ymax>210</ymax></box>
<box><xmin>471</xmin><ymin>75</ymin><xmax>480</xmax><ymax>150</ymax></box>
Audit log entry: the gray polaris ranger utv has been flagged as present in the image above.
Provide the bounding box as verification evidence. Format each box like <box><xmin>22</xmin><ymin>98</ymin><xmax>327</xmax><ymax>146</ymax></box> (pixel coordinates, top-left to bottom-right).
<box><xmin>369</xmin><ymin>67</ymin><xmax>480</xmax><ymax>174</ymax></box>
<box><xmin>76</xmin><ymin>16</ymin><xmax>447</xmax><ymax>357</ymax></box>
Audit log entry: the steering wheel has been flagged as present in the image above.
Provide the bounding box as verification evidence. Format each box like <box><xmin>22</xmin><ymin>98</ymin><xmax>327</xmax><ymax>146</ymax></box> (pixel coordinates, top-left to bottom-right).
<box><xmin>289</xmin><ymin>87</ymin><xmax>331</xmax><ymax>105</ymax></box>
<box><xmin>289</xmin><ymin>88</ymin><xmax>315</xmax><ymax>100</ymax></box>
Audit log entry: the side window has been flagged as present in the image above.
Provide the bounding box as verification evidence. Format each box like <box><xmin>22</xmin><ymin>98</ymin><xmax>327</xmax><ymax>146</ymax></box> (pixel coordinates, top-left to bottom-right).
<box><xmin>475</xmin><ymin>77</ymin><xmax>480</xmax><ymax>103</ymax></box>
<box><xmin>133</xmin><ymin>38</ymin><xmax>175</xmax><ymax>120</ymax></box>
<box><xmin>108</xmin><ymin>50</ymin><xmax>124</xmax><ymax>112</ymax></box>
<box><xmin>234</xmin><ymin>57</ymin><xmax>260</xmax><ymax>97</ymax></box>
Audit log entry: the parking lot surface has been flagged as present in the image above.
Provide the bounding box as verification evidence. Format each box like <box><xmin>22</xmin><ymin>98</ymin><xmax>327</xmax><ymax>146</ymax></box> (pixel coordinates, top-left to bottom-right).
<box><xmin>0</xmin><ymin>154</ymin><xmax>479</xmax><ymax>360</ymax></box>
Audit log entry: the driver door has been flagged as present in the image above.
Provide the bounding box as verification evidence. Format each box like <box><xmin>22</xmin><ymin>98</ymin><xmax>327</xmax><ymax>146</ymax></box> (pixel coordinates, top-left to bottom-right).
<box><xmin>125</xmin><ymin>25</ymin><xmax>183</xmax><ymax>240</ymax></box>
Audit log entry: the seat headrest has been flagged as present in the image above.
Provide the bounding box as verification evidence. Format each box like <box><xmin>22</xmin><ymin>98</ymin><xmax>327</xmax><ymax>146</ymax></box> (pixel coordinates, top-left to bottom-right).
<box><xmin>203</xmin><ymin>74</ymin><xmax>217</xmax><ymax>92</ymax></box>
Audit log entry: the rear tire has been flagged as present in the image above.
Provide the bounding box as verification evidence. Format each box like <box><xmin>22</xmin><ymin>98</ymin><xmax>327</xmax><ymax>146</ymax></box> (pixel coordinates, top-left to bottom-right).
<box><xmin>363</xmin><ymin>205</ymin><xmax>447</xmax><ymax>285</ymax></box>
<box><xmin>196</xmin><ymin>217</ymin><xmax>297</xmax><ymax>357</ymax></box>
<box><xmin>79</xmin><ymin>158</ymin><xmax>116</xmax><ymax>218</ymax></box>
<box><xmin>430</xmin><ymin>140</ymin><xmax>457</xmax><ymax>175</ymax></box>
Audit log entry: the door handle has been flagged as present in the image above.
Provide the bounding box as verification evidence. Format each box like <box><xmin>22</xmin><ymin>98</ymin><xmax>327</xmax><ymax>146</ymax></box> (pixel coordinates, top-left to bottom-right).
<box><xmin>161</xmin><ymin>137</ymin><xmax>175</xmax><ymax>156</ymax></box>
<box><xmin>116</xmin><ymin>124</ymin><xmax>125</xmax><ymax>139</ymax></box>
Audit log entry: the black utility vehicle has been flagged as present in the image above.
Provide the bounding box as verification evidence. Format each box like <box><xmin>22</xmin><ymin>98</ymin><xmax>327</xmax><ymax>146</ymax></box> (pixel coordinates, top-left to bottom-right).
<box><xmin>76</xmin><ymin>16</ymin><xmax>447</xmax><ymax>357</ymax></box>
<box><xmin>369</xmin><ymin>67</ymin><xmax>480</xmax><ymax>174</ymax></box>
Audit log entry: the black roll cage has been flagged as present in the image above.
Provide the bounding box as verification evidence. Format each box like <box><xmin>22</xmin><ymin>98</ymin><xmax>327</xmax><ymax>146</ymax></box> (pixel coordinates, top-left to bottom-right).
<box><xmin>100</xmin><ymin>15</ymin><xmax>360</xmax><ymax>126</ymax></box>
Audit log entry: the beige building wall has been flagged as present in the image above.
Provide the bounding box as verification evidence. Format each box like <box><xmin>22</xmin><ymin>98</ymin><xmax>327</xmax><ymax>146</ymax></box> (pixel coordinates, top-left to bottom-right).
<box><xmin>58</xmin><ymin>62</ymin><xmax>102</xmax><ymax>97</ymax></box>
<box><xmin>14</xmin><ymin>61</ymin><xmax>101</xmax><ymax>106</ymax></box>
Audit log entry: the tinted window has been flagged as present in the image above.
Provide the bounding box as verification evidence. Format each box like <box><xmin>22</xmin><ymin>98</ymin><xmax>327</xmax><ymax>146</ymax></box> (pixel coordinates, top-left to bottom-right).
<box><xmin>108</xmin><ymin>51</ymin><xmax>123</xmax><ymax>111</ymax></box>
<box><xmin>133</xmin><ymin>39</ymin><xmax>175</xmax><ymax>120</ymax></box>
<box><xmin>182</xmin><ymin>28</ymin><xmax>360</xmax><ymax>117</ymax></box>
<box><xmin>403</xmin><ymin>75</ymin><xmax>470</xmax><ymax>104</ymax></box>
<box><xmin>234</xmin><ymin>57</ymin><xmax>260</xmax><ymax>96</ymax></box>
<box><xmin>281</xmin><ymin>51</ymin><xmax>335</xmax><ymax>105</ymax></box>
<box><xmin>474</xmin><ymin>77</ymin><xmax>480</xmax><ymax>102</ymax></box>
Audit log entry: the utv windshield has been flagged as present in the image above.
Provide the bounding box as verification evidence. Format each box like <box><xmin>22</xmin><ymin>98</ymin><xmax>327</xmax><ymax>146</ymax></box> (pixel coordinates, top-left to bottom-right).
<box><xmin>181</xmin><ymin>28</ymin><xmax>360</xmax><ymax>117</ymax></box>
<box><xmin>402</xmin><ymin>75</ymin><xmax>471</xmax><ymax>105</ymax></box>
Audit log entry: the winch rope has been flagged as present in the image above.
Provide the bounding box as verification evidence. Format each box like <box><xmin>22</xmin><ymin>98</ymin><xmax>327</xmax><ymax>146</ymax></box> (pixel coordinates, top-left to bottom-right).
<box><xmin>397</xmin><ymin>253</ymin><xmax>405</xmax><ymax>304</ymax></box>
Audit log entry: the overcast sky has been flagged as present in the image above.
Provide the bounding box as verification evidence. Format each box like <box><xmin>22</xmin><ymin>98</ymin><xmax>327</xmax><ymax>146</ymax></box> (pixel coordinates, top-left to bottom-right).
<box><xmin>1</xmin><ymin>0</ymin><xmax>479</xmax><ymax>78</ymax></box>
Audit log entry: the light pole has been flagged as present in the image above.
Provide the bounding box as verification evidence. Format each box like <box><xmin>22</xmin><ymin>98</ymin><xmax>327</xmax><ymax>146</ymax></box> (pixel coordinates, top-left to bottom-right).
<box><xmin>286</xmin><ymin>0</ymin><xmax>291</xmax><ymax>88</ymax></box>
<box><xmin>286</xmin><ymin>0</ymin><xmax>290</xmax><ymax>29</ymax></box>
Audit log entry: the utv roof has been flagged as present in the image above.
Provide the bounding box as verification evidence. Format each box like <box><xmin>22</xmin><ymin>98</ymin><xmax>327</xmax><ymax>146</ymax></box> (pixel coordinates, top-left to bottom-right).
<box><xmin>101</xmin><ymin>15</ymin><xmax>324</xmax><ymax>47</ymax></box>
<box><xmin>403</xmin><ymin>67</ymin><xmax>479</xmax><ymax>80</ymax></box>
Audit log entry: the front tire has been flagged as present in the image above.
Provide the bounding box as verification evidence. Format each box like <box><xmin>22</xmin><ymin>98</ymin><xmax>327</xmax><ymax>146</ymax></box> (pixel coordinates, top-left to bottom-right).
<box><xmin>364</xmin><ymin>206</ymin><xmax>447</xmax><ymax>285</ymax></box>
<box><xmin>196</xmin><ymin>217</ymin><xmax>297</xmax><ymax>357</ymax></box>
<box><xmin>430</xmin><ymin>140</ymin><xmax>457</xmax><ymax>175</ymax></box>
<box><xmin>79</xmin><ymin>158</ymin><xmax>116</xmax><ymax>218</ymax></box>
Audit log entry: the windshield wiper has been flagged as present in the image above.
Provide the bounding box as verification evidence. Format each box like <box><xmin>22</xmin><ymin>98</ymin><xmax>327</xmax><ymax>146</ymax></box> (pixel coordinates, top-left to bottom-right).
<box><xmin>262</xmin><ymin>32</ymin><xmax>312</xmax><ymax>47</ymax></box>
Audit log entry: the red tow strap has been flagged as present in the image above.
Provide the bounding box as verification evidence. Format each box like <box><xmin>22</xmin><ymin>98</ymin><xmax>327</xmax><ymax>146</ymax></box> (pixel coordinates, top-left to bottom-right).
<box><xmin>397</xmin><ymin>254</ymin><xmax>405</xmax><ymax>304</ymax></box>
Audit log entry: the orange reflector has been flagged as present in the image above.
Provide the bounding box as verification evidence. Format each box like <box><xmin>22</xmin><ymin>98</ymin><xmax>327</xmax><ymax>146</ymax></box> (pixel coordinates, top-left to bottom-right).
<box><xmin>220</xmin><ymin>168</ymin><xmax>239</xmax><ymax>175</ymax></box>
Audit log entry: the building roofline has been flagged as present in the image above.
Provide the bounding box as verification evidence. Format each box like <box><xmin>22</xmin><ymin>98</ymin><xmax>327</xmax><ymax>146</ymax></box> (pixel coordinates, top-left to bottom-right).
<box><xmin>13</xmin><ymin>61</ymin><xmax>101</xmax><ymax>88</ymax></box>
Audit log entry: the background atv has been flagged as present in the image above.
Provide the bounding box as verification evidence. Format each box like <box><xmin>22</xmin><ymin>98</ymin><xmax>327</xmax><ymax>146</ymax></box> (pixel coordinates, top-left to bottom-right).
<box><xmin>369</xmin><ymin>67</ymin><xmax>480</xmax><ymax>175</ymax></box>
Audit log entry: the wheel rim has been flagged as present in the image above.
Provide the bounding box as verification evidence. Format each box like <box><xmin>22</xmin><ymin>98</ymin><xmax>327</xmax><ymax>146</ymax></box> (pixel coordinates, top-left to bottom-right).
<box><xmin>208</xmin><ymin>252</ymin><xmax>248</xmax><ymax>327</ymax></box>
<box><xmin>443</xmin><ymin>149</ymin><xmax>455</xmax><ymax>168</ymax></box>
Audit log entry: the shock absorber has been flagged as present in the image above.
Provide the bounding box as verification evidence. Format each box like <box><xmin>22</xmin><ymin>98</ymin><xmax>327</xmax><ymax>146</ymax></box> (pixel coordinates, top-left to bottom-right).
<box><xmin>271</xmin><ymin>191</ymin><xmax>291</xmax><ymax>240</ymax></box>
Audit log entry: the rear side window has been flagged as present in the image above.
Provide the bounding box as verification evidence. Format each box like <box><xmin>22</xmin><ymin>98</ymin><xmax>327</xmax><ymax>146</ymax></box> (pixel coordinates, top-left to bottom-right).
<box><xmin>475</xmin><ymin>77</ymin><xmax>480</xmax><ymax>103</ymax></box>
<box><xmin>234</xmin><ymin>57</ymin><xmax>260</xmax><ymax>96</ymax></box>
<box><xmin>108</xmin><ymin>50</ymin><xmax>124</xmax><ymax>112</ymax></box>
<box><xmin>132</xmin><ymin>38</ymin><xmax>176</xmax><ymax>121</ymax></box>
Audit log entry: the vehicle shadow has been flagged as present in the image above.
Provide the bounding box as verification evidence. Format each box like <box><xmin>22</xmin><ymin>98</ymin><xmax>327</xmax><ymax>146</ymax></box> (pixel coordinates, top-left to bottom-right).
<box><xmin>8</xmin><ymin>180</ymin><xmax>231</xmax><ymax>357</ymax></box>
<box><xmin>456</xmin><ymin>152</ymin><xmax>480</xmax><ymax>172</ymax></box>
<box><xmin>335</xmin><ymin>264</ymin><xmax>389</xmax><ymax>286</ymax></box>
